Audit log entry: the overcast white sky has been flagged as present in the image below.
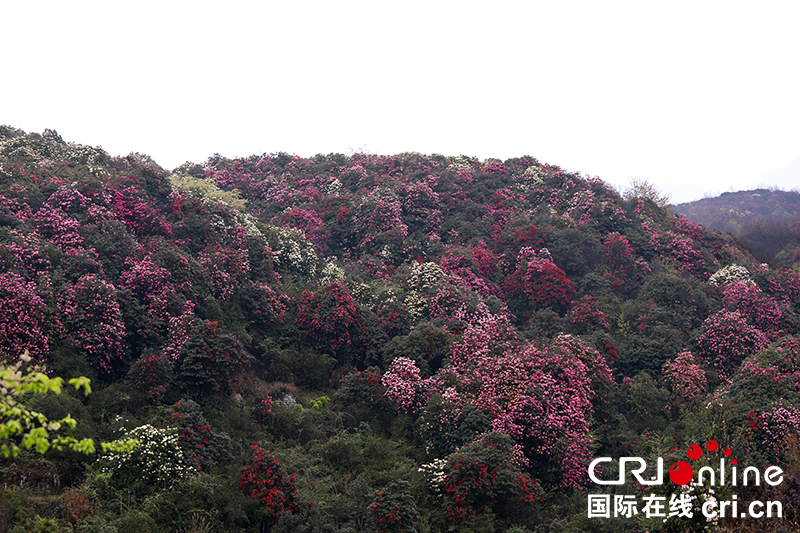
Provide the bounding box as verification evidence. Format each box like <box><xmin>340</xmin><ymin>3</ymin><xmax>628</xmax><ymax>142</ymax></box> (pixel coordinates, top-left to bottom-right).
<box><xmin>2</xmin><ymin>1</ymin><xmax>798</xmax><ymax>204</ymax></box>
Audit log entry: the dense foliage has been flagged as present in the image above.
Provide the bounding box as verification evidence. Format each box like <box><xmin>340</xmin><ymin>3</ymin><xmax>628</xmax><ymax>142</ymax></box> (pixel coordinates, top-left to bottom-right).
<box><xmin>1</xmin><ymin>125</ymin><xmax>799</xmax><ymax>531</ymax></box>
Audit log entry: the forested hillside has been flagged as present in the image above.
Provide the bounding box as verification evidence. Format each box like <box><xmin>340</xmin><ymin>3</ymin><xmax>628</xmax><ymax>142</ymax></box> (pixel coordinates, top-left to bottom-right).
<box><xmin>675</xmin><ymin>189</ymin><xmax>800</xmax><ymax>269</ymax></box>
<box><xmin>2</xmin><ymin>125</ymin><xmax>799</xmax><ymax>532</ymax></box>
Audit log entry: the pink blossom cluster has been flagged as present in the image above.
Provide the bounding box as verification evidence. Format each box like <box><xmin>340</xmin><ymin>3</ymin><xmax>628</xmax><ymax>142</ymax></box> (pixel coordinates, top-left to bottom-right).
<box><xmin>722</xmin><ymin>280</ymin><xmax>783</xmax><ymax>337</ymax></box>
<box><xmin>569</xmin><ymin>296</ymin><xmax>611</xmax><ymax>332</ymax></box>
<box><xmin>0</xmin><ymin>272</ymin><xmax>52</xmax><ymax>362</ymax></box>
<box><xmin>695</xmin><ymin>310</ymin><xmax>769</xmax><ymax>378</ymax></box>
<box><xmin>381</xmin><ymin>356</ymin><xmax>422</xmax><ymax>413</ymax></box>
<box><xmin>662</xmin><ymin>351</ymin><xmax>706</xmax><ymax>401</ymax></box>
<box><xmin>57</xmin><ymin>274</ymin><xmax>125</xmax><ymax>371</ymax></box>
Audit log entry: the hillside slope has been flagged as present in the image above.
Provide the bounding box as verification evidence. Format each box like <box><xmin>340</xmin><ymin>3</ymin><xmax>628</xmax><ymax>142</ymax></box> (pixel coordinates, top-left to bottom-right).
<box><xmin>2</xmin><ymin>126</ymin><xmax>799</xmax><ymax>532</ymax></box>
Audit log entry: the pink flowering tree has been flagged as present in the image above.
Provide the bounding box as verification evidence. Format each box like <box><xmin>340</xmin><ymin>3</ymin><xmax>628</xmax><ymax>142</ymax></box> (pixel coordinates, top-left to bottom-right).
<box><xmin>695</xmin><ymin>310</ymin><xmax>769</xmax><ymax>380</ymax></box>
<box><xmin>0</xmin><ymin>272</ymin><xmax>52</xmax><ymax>363</ymax></box>
<box><xmin>58</xmin><ymin>274</ymin><xmax>126</xmax><ymax>372</ymax></box>
<box><xmin>437</xmin><ymin>246</ymin><xmax>500</xmax><ymax>298</ymax></box>
<box><xmin>408</xmin><ymin>304</ymin><xmax>610</xmax><ymax>487</ymax></box>
<box><xmin>120</xmin><ymin>252</ymin><xmax>177</xmax><ymax>337</ymax></box>
<box><xmin>661</xmin><ymin>351</ymin><xmax>706</xmax><ymax>403</ymax></box>
<box><xmin>280</xmin><ymin>207</ymin><xmax>327</xmax><ymax>251</ymax></box>
<box><xmin>33</xmin><ymin>204</ymin><xmax>83</xmax><ymax>249</ymax></box>
<box><xmin>722</xmin><ymin>280</ymin><xmax>784</xmax><ymax>338</ymax></box>
<box><xmin>381</xmin><ymin>356</ymin><xmax>422</xmax><ymax>413</ymax></box>
<box><xmin>485</xmin><ymin>337</ymin><xmax>611</xmax><ymax>487</ymax></box>
<box><xmin>352</xmin><ymin>192</ymin><xmax>408</xmax><ymax>256</ymax></box>
<box><xmin>568</xmin><ymin>295</ymin><xmax>611</xmax><ymax>334</ymax></box>
<box><xmin>693</xmin><ymin>335</ymin><xmax>800</xmax><ymax>463</ymax></box>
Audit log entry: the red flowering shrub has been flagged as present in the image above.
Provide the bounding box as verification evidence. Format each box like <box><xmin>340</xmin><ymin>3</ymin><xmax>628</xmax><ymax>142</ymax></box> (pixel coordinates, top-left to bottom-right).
<box><xmin>128</xmin><ymin>352</ymin><xmax>175</xmax><ymax>403</ymax></box>
<box><xmin>441</xmin><ymin>433</ymin><xmax>540</xmax><ymax>525</ymax></box>
<box><xmin>297</xmin><ymin>281</ymin><xmax>358</xmax><ymax>352</ymax></box>
<box><xmin>503</xmin><ymin>254</ymin><xmax>576</xmax><ymax>318</ymax></box>
<box><xmin>602</xmin><ymin>232</ymin><xmax>648</xmax><ymax>296</ymax></box>
<box><xmin>494</xmin><ymin>224</ymin><xmax>544</xmax><ymax>258</ymax></box>
<box><xmin>337</xmin><ymin>367</ymin><xmax>390</xmax><ymax>410</ymax></box>
<box><xmin>239</xmin><ymin>445</ymin><xmax>301</xmax><ymax>522</ymax></box>
<box><xmin>169</xmin><ymin>397</ymin><xmax>231</xmax><ymax>470</ymax></box>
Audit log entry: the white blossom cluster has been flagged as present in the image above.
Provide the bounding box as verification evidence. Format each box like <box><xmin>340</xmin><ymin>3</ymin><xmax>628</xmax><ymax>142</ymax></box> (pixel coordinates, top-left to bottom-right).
<box><xmin>350</xmin><ymin>282</ymin><xmax>375</xmax><ymax>306</ymax></box>
<box><xmin>235</xmin><ymin>211</ymin><xmax>264</xmax><ymax>239</ymax></box>
<box><xmin>447</xmin><ymin>155</ymin><xmax>476</xmax><ymax>172</ymax></box>
<box><xmin>511</xmin><ymin>183</ymin><xmax>531</xmax><ymax>196</ymax></box>
<box><xmin>319</xmin><ymin>260</ymin><xmax>346</xmax><ymax>285</ymax></box>
<box><xmin>523</xmin><ymin>166</ymin><xmax>546</xmax><ymax>186</ymax></box>
<box><xmin>404</xmin><ymin>291</ymin><xmax>428</xmax><ymax>322</ymax></box>
<box><xmin>168</xmin><ymin>173</ymin><xmax>247</xmax><ymax>212</ymax></box>
<box><xmin>408</xmin><ymin>262</ymin><xmax>445</xmax><ymax>292</ymax></box>
<box><xmin>326</xmin><ymin>178</ymin><xmax>343</xmax><ymax>195</ymax></box>
<box><xmin>125</xmin><ymin>151</ymin><xmax>162</xmax><ymax>170</ymax></box>
<box><xmin>709</xmin><ymin>264</ymin><xmax>752</xmax><ymax>286</ymax></box>
<box><xmin>87</xmin><ymin>164</ymin><xmax>108</xmax><ymax>178</ymax></box>
<box><xmin>269</xmin><ymin>226</ymin><xmax>318</xmax><ymax>278</ymax></box>
<box><xmin>369</xmin><ymin>186</ymin><xmax>400</xmax><ymax>204</ymax></box>
<box><xmin>61</xmin><ymin>144</ymin><xmax>108</xmax><ymax>167</ymax></box>
<box><xmin>419</xmin><ymin>458</ymin><xmax>448</xmax><ymax>493</ymax></box>
<box><xmin>101</xmin><ymin>424</ymin><xmax>196</xmax><ymax>486</ymax></box>
<box><xmin>680</xmin><ymin>480</ymin><xmax>719</xmax><ymax>528</ymax></box>
<box><xmin>0</xmin><ymin>135</ymin><xmax>49</xmax><ymax>161</ymax></box>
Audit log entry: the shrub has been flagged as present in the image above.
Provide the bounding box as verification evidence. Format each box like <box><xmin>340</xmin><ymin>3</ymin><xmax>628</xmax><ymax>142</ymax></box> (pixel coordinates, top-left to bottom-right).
<box><xmin>238</xmin><ymin>445</ymin><xmax>302</xmax><ymax>522</ymax></box>
<box><xmin>441</xmin><ymin>433</ymin><xmax>540</xmax><ymax>526</ymax></box>
<box><xmin>369</xmin><ymin>480</ymin><xmax>419</xmax><ymax>533</ymax></box>
<box><xmin>101</xmin><ymin>424</ymin><xmax>196</xmax><ymax>490</ymax></box>
<box><xmin>177</xmin><ymin>320</ymin><xmax>251</xmax><ymax>400</ymax></box>
<box><xmin>662</xmin><ymin>351</ymin><xmax>706</xmax><ymax>403</ymax></box>
<box><xmin>296</xmin><ymin>281</ymin><xmax>358</xmax><ymax>355</ymax></box>
<box><xmin>695</xmin><ymin>310</ymin><xmax>769</xmax><ymax>378</ymax></box>
<box><xmin>168</xmin><ymin>398</ymin><xmax>231</xmax><ymax>470</ymax></box>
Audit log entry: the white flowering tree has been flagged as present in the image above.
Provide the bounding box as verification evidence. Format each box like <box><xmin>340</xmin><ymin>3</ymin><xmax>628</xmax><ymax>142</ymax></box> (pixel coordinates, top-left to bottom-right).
<box><xmin>101</xmin><ymin>424</ymin><xmax>196</xmax><ymax>488</ymax></box>
<box><xmin>709</xmin><ymin>264</ymin><xmax>752</xmax><ymax>286</ymax></box>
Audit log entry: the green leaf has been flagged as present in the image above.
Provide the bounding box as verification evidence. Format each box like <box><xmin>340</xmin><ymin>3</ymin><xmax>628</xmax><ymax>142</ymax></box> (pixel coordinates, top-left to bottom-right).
<box><xmin>68</xmin><ymin>377</ymin><xmax>92</xmax><ymax>396</ymax></box>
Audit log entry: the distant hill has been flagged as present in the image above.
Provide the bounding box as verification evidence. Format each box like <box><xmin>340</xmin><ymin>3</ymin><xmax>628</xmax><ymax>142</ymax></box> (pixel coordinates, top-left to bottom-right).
<box><xmin>675</xmin><ymin>188</ymin><xmax>800</xmax><ymax>268</ymax></box>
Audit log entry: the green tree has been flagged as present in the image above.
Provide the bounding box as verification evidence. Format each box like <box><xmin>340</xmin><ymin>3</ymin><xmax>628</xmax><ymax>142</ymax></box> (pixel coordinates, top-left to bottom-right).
<box><xmin>177</xmin><ymin>320</ymin><xmax>252</xmax><ymax>401</ymax></box>
<box><xmin>0</xmin><ymin>352</ymin><xmax>133</xmax><ymax>458</ymax></box>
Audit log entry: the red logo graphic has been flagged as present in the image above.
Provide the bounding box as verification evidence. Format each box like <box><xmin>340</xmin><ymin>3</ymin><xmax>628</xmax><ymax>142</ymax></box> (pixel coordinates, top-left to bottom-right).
<box><xmin>669</xmin><ymin>440</ymin><xmax>736</xmax><ymax>486</ymax></box>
